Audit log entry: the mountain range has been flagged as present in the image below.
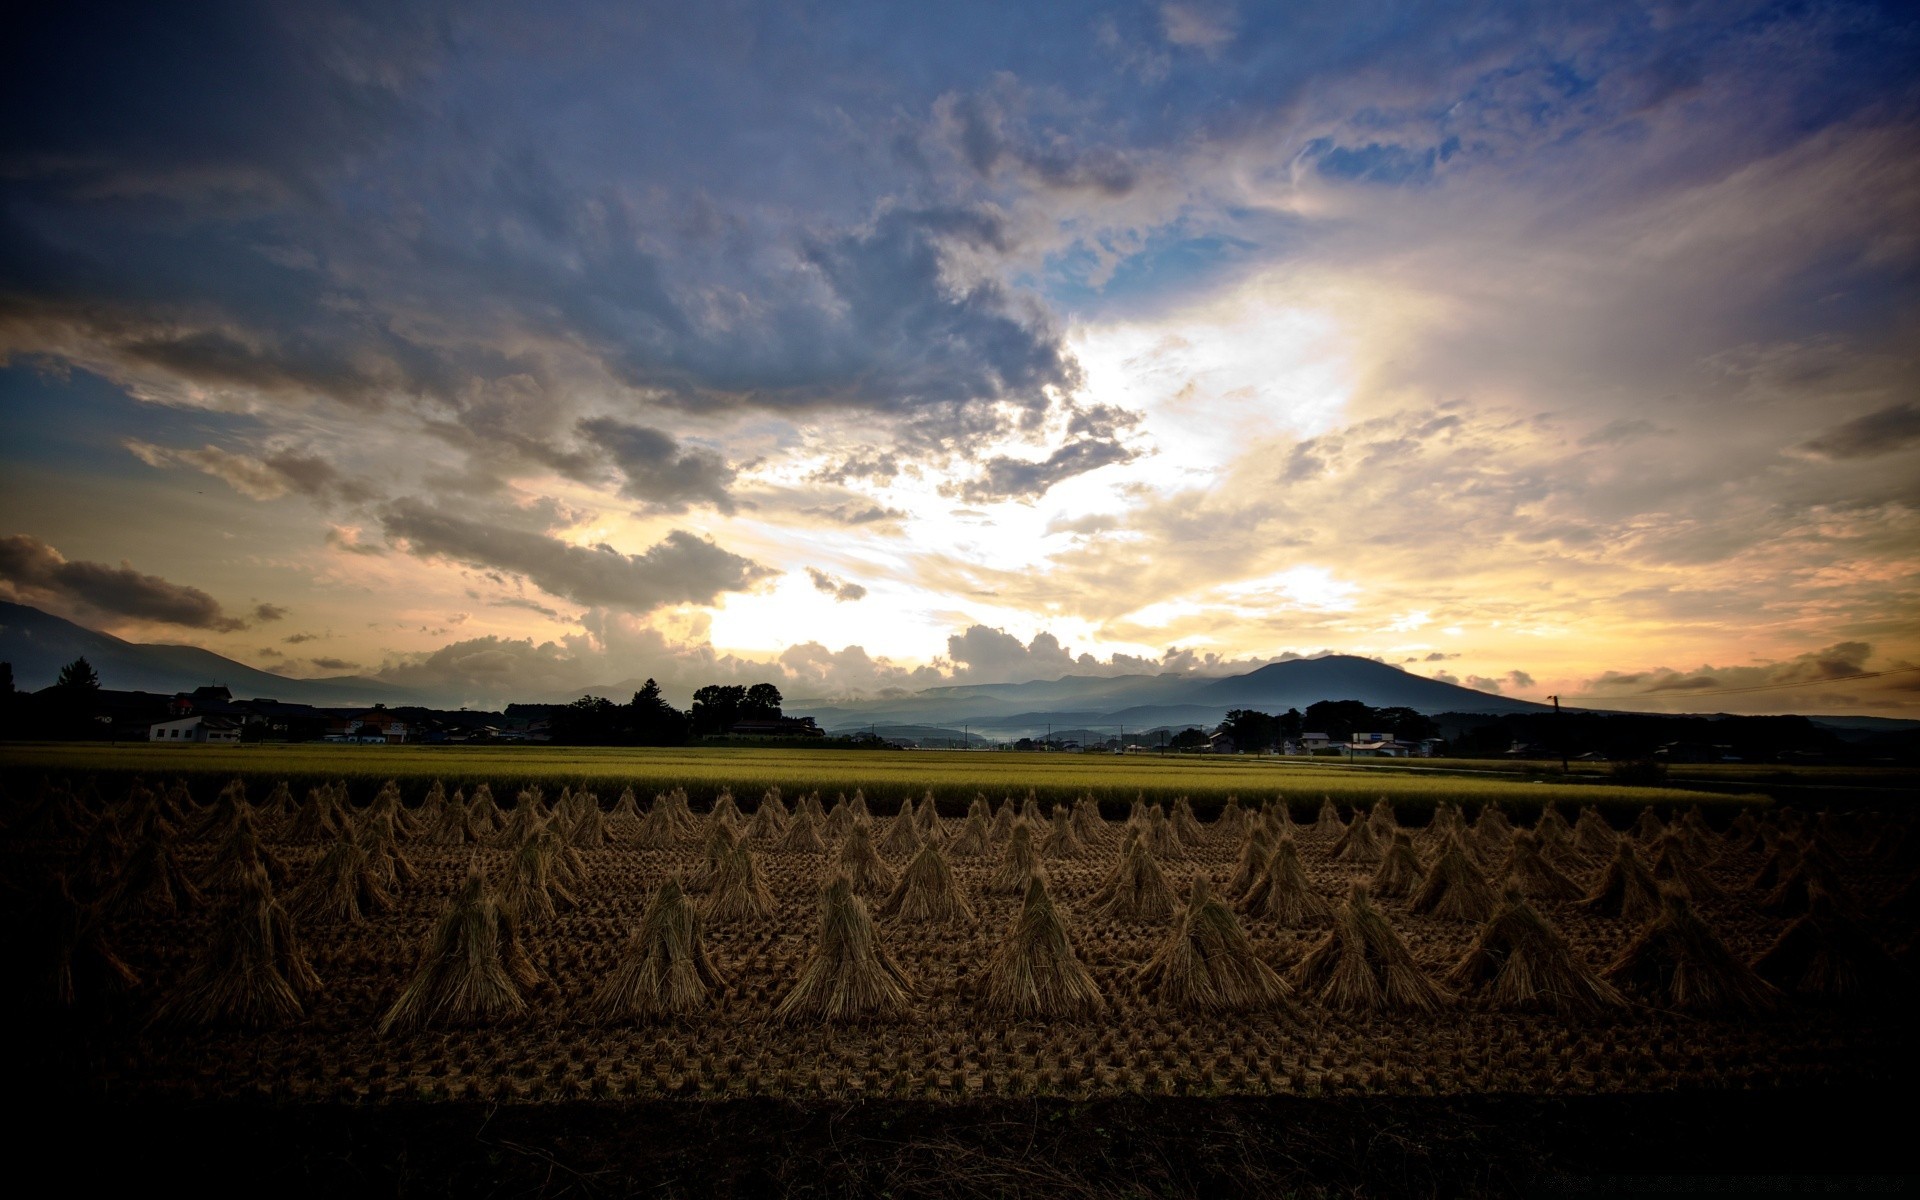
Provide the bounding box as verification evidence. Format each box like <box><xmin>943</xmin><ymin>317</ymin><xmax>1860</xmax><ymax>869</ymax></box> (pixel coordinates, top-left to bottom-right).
<box><xmin>0</xmin><ymin>600</ymin><xmax>426</xmax><ymax>707</ymax></box>
<box><xmin>5</xmin><ymin>601</ymin><xmax>1908</xmax><ymax>739</ymax></box>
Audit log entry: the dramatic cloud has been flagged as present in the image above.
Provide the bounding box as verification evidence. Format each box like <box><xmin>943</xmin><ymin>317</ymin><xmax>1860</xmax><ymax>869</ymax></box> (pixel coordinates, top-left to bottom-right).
<box><xmin>1580</xmin><ymin>642</ymin><xmax>1876</xmax><ymax>697</ymax></box>
<box><xmin>0</xmin><ymin>534</ymin><xmax>253</xmax><ymax>630</ymax></box>
<box><xmin>805</xmin><ymin>568</ymin><xmax>867</xmax><ymax>602</ymax></box>
<box><xmin>1799</xmin><ymin>404</ymin><xmax>1920</xmax><ymax>461</ymax></box>
<box><xmin>575</xmin><ymin>419</ymin><xmax>737</xmax><ymax>513</ymax></box>
<box><xmin>377</xmin><ymin>499</ymin><xmax>773</xmax><ymax>612</ymax></box>
<box><xmin>0</xmin><ymin>1</ymin><xmax>1914</xmax><ymax>715</ymax></box>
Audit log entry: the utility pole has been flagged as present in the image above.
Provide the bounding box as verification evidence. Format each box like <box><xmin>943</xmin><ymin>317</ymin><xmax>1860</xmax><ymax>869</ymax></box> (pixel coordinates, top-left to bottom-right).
<box><xmin>1547</xmin><ymin>695</ymin><xmax>1567</xmax><ymax>773</ymax></box>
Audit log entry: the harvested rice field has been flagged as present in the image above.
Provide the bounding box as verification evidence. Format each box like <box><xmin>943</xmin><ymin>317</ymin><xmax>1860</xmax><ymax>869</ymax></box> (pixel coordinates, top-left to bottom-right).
<box><xmin>7</xmin><ymin>769</ymin><xmax>1918</xmax><ymax>1195</ymax></box>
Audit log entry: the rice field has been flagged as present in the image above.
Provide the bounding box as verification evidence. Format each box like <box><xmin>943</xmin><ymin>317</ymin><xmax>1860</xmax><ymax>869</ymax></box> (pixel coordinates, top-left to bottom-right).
<box><xmin>8</xmin><ymin>759</ymin><xmax>1912</xmax><ymax>1193</ymax></box>
<box><xmin>0</xmin><ymin>741</ymin><xmax>1757</xmax><ymax>814</ymax></box>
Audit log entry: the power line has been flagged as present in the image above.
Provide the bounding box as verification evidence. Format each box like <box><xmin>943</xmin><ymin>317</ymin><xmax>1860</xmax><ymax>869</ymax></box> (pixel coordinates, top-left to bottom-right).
<box><xmin>1571</xmin><ymin>663</ymin><xmax>1920</xmax><ymax>701</ymax></box>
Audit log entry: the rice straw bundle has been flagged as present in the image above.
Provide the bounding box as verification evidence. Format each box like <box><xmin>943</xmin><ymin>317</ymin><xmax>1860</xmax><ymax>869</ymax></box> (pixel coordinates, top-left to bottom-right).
<box><xmin>1367</xmin><ymin>799</ymin><xmax>1398</xmax><ymax>839</ymax></box>
<box><xmin>694</xmin><ymin>820</ymin><xmax>738</xmax><ymax>890</ymax></box>
<box><xmin>837</xmin><ymin>822</ymin><xmax>896</xmax><ymax>896</ymax></box>
<box><xmin>590</xmin><ymin>878</ymin><xmax>725</xmax><ymax>1019</ymax></box>
<box><xmin>987</xmin><ymin>798</ymin><xmax>1015</xmax><ymax>845</ymax></box>
<box><xmin>1573</xmin><ymin>807</ymin><xmax>1616</xmax><ymax>860</ymax></box>
<box><xmin>1408</xmin><ymin>831</ymin><xmax>1497</xmax><ymax>922</ymax></box>
<box><xmin>286</xmin><ymin>785</ymin><xmax>346</xmax><ymax>844</ymax></box>
<box><xmin>1042</xmin><ymin>805</ymin><xmax>1088</xmax><ymax>859</ymax></box>
<box><xmin>1575</xmin><ymin>838</ymin><xmax>1661</xmax><ymax>922</ymax></box>
<box><xmin>1602</xmin><ymin>890</ymin><xmax>1779</xmax><ymax>1013</ymax></box>
<box><xmin>200</xmin><ymin>809</ymin><xmax>290</xmax><ymax>893</ymax></box>
<box><xmin>745</xmin><ymin>788</ymin><xmax>789</xmax><ymax>842</ymax></box>
<box><xmin>779</xmin><ymin>807</ymin><xmax>827</xmax><ymax>854</ymax></box>
<box><xmin>1632</xmin><ymin>808</ymin><xmax>1666</xmax><ymax>843</ymax></box>
<box><xmin>823</xmin><ymin>794</ymin><xmax>853</xmax><ymax>838</ymax></box>
<box><xmin>1330</xmin><ymin>812</ymin><xmax>1383</xmax><ymax>864</ymax></box>
<box><xmin>1239</xmin><ymin>834</ymin><xmax>1334</xmax><ymax>926</ymax></box>
<box><xmin>773</xmin><ymin>874</ymin><xmax>914</xmax><ymax>1022</ymax></box>
<box><xmin>467</xmin><ymin>784</ymin><xmax>501</xmax><ymax>839</ymax></box>
<box><xmin>496</xmin><ymin>789</ymin><xmax>546</xmax><ymax>846</ymax></box>
<box><xmin>161</xmin><ymin>863</ymin><xmax>317</xmax><ymax>1027</ymax></box>
<box><xmin>432</xmin><ymin>788</ymin><xmax>476</xmax><ymax>846</ymax></box>
<box><xmin>875</xmin><ymin>840</ymin><xmax>974</xmax><ymax>924</ymax></box>
<box><xmin>287</xmin><ymin>835</ymin><xmax>394</xmax><ymax>922</ymax></box>
<box><xmin>978</xmin><ymin>875</ymin><xmax>1103</xmax><ymax>1019</ymax></box>
<box><xmin>1370</xmin><ymin>830</ymin><xmax>1425</xmax><ymax>898</ymax></box>
<box><xmin>499</xmin><ymin>826</ymin><xmax>578</xmax><ymax>920</ymax></box>
<box><xmin>986</xmin><ymin>821</ymin><xmax>1040</xmax><ymax>894</ymax></box>
<box><xmin>950</xmin><ymin>804</ymin><xmax>992</xmax><ymax>856</ymax></box>
<box><xmin>704</xmin><ymin>842</ymin><xmax>775</xmax><ymax>923</ymax></box>
<box><xmin>1314</xmin><ymin>798</ymin><xmax>1343</xmax><ymax>836</ymax></box>
<box><xmin>566</xmin><ymin>790</ymin><xmax>607</xmax><ymax>849</ymax></box>
<box><xmin>709</xmin><ymin>788</ymin><xmax>742</xmax><ymax>828</ymax></box>
<box><xmin>1446</xmin><ymin>887</ymin><xmax>1625</xmax><ymax>1015</ymax></box>
<box><xmin>1754</xmin><ymin>887</ymin><xmax>1901</xmax><ymax>1001</ymax></box>
<box><xmin>878</xmin><ymin>800</ymin><xmax>923</xmax><ymax>857</ymax></box>
<box><xmin>106</xmin><ymin>830</ymin><xmax>204</xmax><ymax>918</ymax></box>
<box><xmin>1215</xmin><ymin>796</ymin><xmax>1246</xmax><ymax>841</ymax></box>
<box><xmin>1292</xmin><ymin>882</ymin><xmax>1450</xmax><ymax>1012</ymax></box>
<box><xmin>1651</xmin><ymin>830</ymin><xmax>1725</xmax><ymax>901</ymax></box>
<box><xmin>1141</xmin><ymin>876</ymin><xmax>1297</xmax><ymax>1015</ymax></box>
<box><xmin>379</xmin><ymin>864</ymin><xmax>525</xmax><ymax>1033</ymax></box>
<box><xmin>1501</xmin><ymin>830</ymin><xmax>1585</xmax><ymax>902</ymax></box>
<box><xmin>1226</xmin><ymin>823</ymin><xmax>1277</xmax><ymax>900</ymax></box>
<box><xmin>1089</xmin><ymin>829</ymin><xmax>1175</xmax><ymax>921</ymax></box>
<box><xmin>1172</xmin><ymin>797</ymin><xmax>1205</xmax><ymax>845</ymax></box>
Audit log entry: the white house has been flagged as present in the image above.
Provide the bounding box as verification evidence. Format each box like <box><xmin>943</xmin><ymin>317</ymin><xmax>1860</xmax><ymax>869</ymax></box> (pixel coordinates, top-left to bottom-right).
<box><xmin>149</xmin><ymin>715</ymin><xmax>243</xmax><ymax>744</ymax></box>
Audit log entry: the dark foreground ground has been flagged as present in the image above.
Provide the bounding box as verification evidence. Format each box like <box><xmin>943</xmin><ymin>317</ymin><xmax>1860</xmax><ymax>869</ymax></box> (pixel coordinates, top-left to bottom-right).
<box><xmin>24</xmin><ymin>1091</ymin><xmax>1916</xmax><ymax>1198</ymax></box>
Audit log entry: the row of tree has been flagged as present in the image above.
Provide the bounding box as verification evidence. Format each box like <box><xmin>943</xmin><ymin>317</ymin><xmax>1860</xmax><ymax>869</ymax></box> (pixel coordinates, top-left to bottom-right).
<box><xmin>1212</xmin><ymin>701</ymin><xmax>1441</xmax><ymax>751</ymax></box>
<box><xmin>548</xmin><ymin>681</ymin><xmax>823</xmax><ymax>746</ymax></box>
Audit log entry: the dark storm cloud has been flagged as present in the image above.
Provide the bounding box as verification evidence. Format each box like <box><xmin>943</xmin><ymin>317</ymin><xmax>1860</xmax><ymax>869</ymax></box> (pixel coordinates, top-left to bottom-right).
<box><xmin>575</xmin><ymin>418</ymin><xmax>737</xmax><ymax>514</ymax></box>
<box><xmin>377</xmin><ymin>498</ymin><xmax>773</xmax><ymax>612</ymax></box>
<box><xmin>1799</xmin><ymin>403</ymin><xmax>1920</xmax><ymax>460</ymax></box>
<box><xmin>0</xmin><ymin>533</ymin><xmax>254</xmax><ymax>630</ymax></box>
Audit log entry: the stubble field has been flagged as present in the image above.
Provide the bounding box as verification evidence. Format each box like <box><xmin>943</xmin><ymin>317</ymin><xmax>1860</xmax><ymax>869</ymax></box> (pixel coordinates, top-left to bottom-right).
<box><xmin>5</xmin><ymin>749</ymin><xmax>1915</xmax><ymax>1196</ymax></box>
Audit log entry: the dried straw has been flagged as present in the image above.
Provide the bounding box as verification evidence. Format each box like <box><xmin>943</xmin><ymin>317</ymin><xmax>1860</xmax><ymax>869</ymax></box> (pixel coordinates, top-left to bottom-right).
<box><xmin>878</xmin><ymin>801</ymin><xmax>924</xmax><ymax>858</ymax></box>
<box><xmin>589</xmin><ymin>877</ymin><xmax>725</xmax><ymax>1019</ymax></box>
<box><xmin>379</xmin><ymin>863</ymin><xmax>526</xmax><ymax>1033</ymax></box>
<box><xmin>1446</xmin><ymin>887</ymin><xmax>1625</xmax><ymax>1015</ymax></box>
<box><xmin>1292</xmin><ymin>882</ymin><xmax>1450</xmax><ymax>1012</ymax></box>
<box><xmin>1754</xmin><ymin>887</ymin><xmax>1901</xmax><ymax>1001</ymax></box>
<box><xmin>773</xmin><ymin>874</ymin><xmax>915</xmax><ymax>1022</ymax></box>
<box><xmin>1370</xmin><ymin>830</ymin><xmax>1425</xmax><ymax>899</ymax></box>
<box><xmin>837</xmin><ymin>822</ymin><xmax>896</xmax><ymax>896</ymax></box>
<box><xmin>160</xmin><ymin>863</ymin><xmax>317</xmax><ymax>1027</ymax></box>
<box><xmin>1575</xmin><ymin>838</ymin><xmax>1662</xmax><ymax>922</ymax></box>
<box><xmin>1408</xmin><ymin>830</ymin><xmax>1497</xmax><ymax>922</ymax></box>
<box><xmin>1238</xmin><ymin>834</ymin><xmax>1334</xmax><ymax>927</ymax></box>
<box><xmin>1089</xmin><ymin>829</ymin><xmax>1176</xmax><ymax>921</ymax></box>
<box><xmin>978</xmin><ymin>875</ymin><xmax>1103</xmax><ymax>1019</ymax></box>
<box><xmin>287</xmin><ymin>835</ymin><xmax>393</xmax><ymax>922</ymax></box>
<box><xmin>1501</xmin><ymin>829</ymin><xmax>1585</xmax><ymax>902</ymax></box>
<box><xmin>1042</xmin><ymin>806</ymin><xmax>1088</xmax><ymax>859</ymax></box>
<box><xmin>986</xmin><ymin>821</ymin><xmax>1040</xmax><ymax>894</ymax></box>
<box><xmin>1140</xmin><ymin>876</ymin><xmax>1297</xmax><ymax>1015</ymax></box>
<box><xmin>704</xmin><ymin>842</ymin><xmax>775</xmax><ymax>923</ymax></box>
<box><xmin>875</xmin><ymin>840</ymin><xmax>975</xmax><ymax>924</ymax></box>
<box><xmin>1602</xmin><ymin>889</ymin><xmax>1779</xmax><ymax>1013</ymax></box>
<box><xmin>779</xmin><ymin>807</ymin><xmax>827</xmax><ymax>853</ymax></box>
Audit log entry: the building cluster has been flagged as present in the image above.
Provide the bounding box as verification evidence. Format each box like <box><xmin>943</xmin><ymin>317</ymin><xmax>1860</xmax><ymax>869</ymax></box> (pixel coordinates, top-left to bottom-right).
<box><xmin>114</xmin><ymin>686</ymin><xmax>544</xmax><ymax>745</ymax></box>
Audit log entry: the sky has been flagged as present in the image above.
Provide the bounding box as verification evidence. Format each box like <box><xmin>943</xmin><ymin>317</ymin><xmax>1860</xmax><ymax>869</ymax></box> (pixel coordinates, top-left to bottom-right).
<box><xmin>2</xmin><ymin>0</ymin><xmax>1917</xmax><ymax>716</ymax></box>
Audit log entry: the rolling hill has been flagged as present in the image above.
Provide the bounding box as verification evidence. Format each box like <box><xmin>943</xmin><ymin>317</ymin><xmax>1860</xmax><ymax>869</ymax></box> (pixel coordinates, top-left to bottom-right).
<box><xmin>0</xmin><ymin>601</ymin><xmax>425</xmax><ymax>707</ymax></box>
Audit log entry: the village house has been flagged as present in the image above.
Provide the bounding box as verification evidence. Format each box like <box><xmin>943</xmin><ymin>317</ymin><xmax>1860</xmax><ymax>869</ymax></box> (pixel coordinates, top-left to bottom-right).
<box><xmin>148</xmin><ymin>714</ymin><xmax>243</xmax><ymax>744</ymax></box>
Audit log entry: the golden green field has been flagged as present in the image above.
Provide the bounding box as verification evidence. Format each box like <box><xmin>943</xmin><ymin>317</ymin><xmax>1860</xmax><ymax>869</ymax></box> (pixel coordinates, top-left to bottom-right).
<box><xmin>0</xmin><ymin>741</ymin><xmax>1760</xmax><ymax>812</ymax></box>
